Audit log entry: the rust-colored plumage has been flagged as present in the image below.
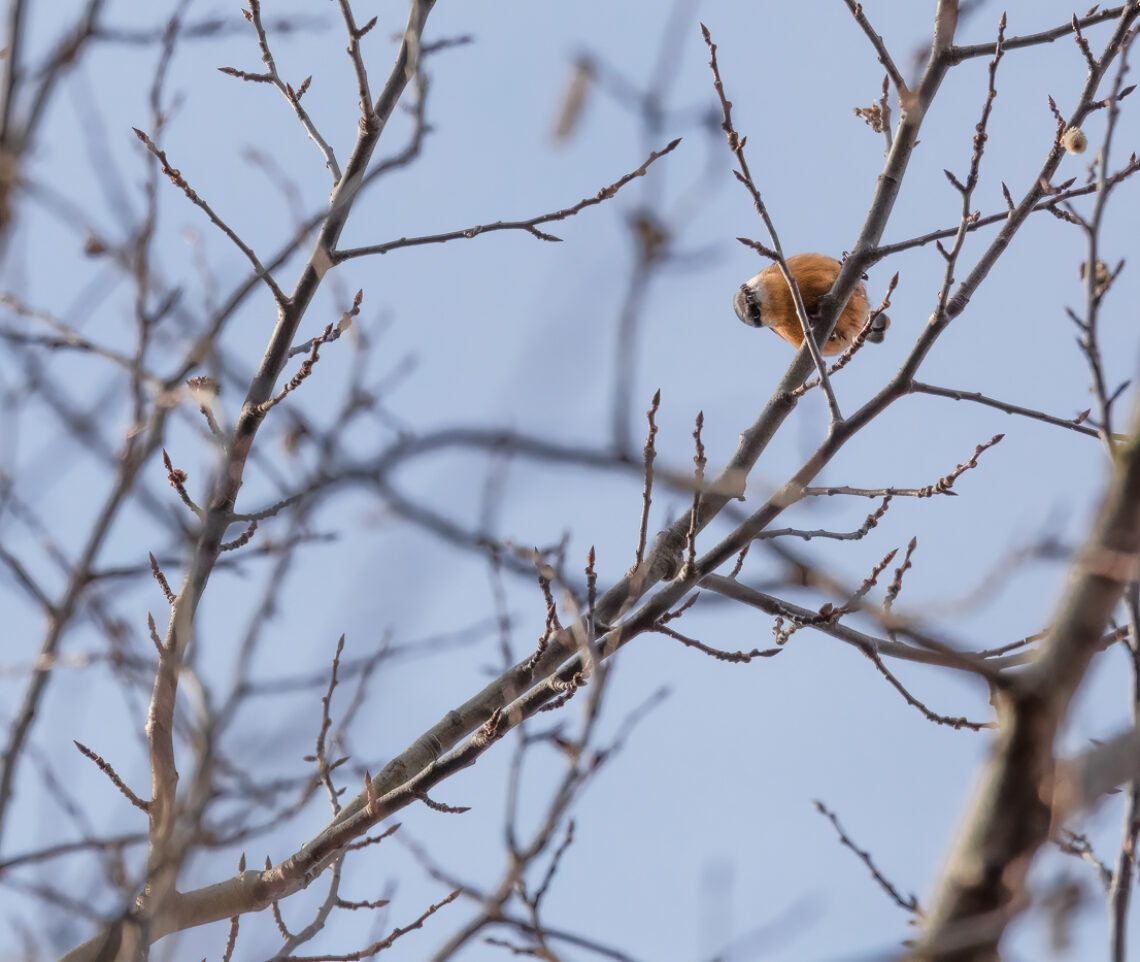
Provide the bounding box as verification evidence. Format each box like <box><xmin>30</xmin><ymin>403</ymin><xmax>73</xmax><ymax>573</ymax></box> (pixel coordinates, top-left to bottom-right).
<box><xmin>733</xmin><ymin>253</ymin><xmax>888</xmax><ymax>355</ymax></box>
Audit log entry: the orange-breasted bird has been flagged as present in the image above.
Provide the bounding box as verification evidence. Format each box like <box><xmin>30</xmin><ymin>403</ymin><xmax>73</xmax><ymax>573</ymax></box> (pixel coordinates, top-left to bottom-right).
<box><xmin>733</xmin><ymin>253</ymin><xmax>888</xmax><ymax>355</ymax></box>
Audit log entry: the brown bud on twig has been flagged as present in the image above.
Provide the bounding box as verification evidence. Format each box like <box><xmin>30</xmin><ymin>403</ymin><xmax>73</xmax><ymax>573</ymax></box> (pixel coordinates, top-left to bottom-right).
<box><xmin>1061</xmin><ymin>127</ymin><xmax>1088</xmax><ymax>154</ymax></box>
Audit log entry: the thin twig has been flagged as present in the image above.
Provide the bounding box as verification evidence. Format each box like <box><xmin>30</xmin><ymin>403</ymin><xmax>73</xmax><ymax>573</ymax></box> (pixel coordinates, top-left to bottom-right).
<box><xmin>844</xmin><ymin>0</ymin><xmax>907</xmax><ymax>95</ymax></box>
<box><xmin>680</xmin><ymin>412</ymin><xmax>706</xmax><ymax>579</ymax></box>
<box><xmin>634</xmin><ymin>389</ymin><xmax>661</xmax><ymax>569</ymax></box>
<box><xmin>911</xmin><ymin>381</ymin><xmax>1125</xmax><ymax>440</ymax></box>
<box><xmin>73</xmin><ymin>741</ymin><xmax>150</xmax><ymax>812</ymax></box>
<box><xmin>130</xmin><ymin>127</ymin><xmax>287</xmax><ymax>305</ymax></box>
<box><xmin>815</xmin><ymin>800</ymin><xmax>923</xmax><ymax>915</ymax></box>
<box><xmin>332</xmin><ymin>139</ymin><xmax>681</xmax><ymax>261</ymax></box>
<box><xmin>702</xmin><ymin>23</ymin><xmax>843</xmax><ymax>420</ymax></box>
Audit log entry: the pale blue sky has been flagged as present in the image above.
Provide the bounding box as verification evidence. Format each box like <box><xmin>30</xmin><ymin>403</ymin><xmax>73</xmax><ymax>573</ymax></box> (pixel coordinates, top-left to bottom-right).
<box><xmin>2</xmin><ymin>2</ymin><xmax>1139</xmax><ymax>960</ymax></box>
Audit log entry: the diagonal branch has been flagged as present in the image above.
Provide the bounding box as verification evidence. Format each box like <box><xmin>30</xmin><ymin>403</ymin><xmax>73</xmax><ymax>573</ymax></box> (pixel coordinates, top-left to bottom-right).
<box><xmin>332</xmin><ymin>138</ymin><xmax>680</xmax><ymax>262</ymax></box>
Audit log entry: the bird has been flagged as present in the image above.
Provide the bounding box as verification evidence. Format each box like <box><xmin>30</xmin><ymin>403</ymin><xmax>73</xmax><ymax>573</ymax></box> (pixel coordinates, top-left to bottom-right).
<box><xmin>733</xmin><ymin>253</ymin><xmax>888</xmax><ymax>355</ymax></box>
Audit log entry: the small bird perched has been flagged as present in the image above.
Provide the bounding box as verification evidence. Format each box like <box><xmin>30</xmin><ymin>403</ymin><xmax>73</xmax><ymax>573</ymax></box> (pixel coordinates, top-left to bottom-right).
<box><xmin>733</xmin><ymin>253</ymin><xmax>889</xmax><ymax>355</ymax></box>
